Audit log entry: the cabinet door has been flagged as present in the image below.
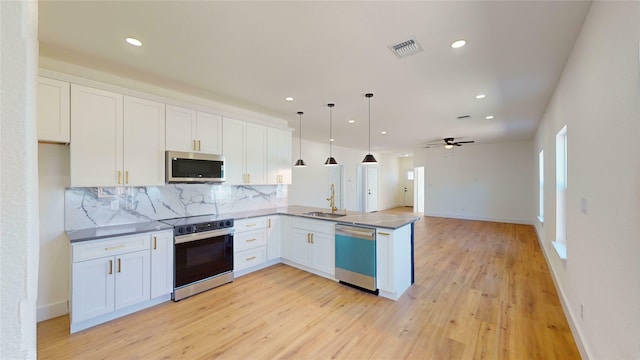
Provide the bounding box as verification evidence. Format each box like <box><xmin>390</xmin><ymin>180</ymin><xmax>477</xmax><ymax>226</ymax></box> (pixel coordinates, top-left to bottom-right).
<box><xmin>70</xmin><ymin>84</ymin><xmax>123</xmax><ymax>187</ymax></box>
<box><xmin>114</xmin><ymin>250</ymin><xmax>151</xmax><ymax>310</ymax></box>
<box><xmin>266</xmin><ymin>216</ymin><xmax>281</xmax><ymax>260</ymax></box>
<box><xmin>37</xmin><ymin>77</ymin><xmax>70</xmax><ymax>143</ymax></box>
<box><xmin>150</xmin><ymin>231</ymin><xmax>174</xmax><ymax>298</ymax></box>
<box><xmin>245</xmin><ymin>123</ymin><xmax>267</xmax><ymax>184</ymax></box>
<box><xmin>267</xmin><ymin>128</ymin><xmax>292</xmax><ymax>184</ymax></box>
<box><xmin>222</xmin><ymin>117</ymin><xmax>246</xmax><ymax>184</ymax></box>
<box><xmin>289</xmin><ymin>228</ymin><xmax>311</xmax><ymax>267</ymax></box>
<box><xmin>280</xmin><ymin>216</ymin><xmax>291</xmax><ymax>260</ymax></box>
<box><xmin>375</xmin><ymin>230</ymin><xmax>393</xmax><ymax>292</ymax></box>
<box><xmin>71</xmin><ymin>257</ymin><xmax>114</xmax><ymax>323</ymax></box>
<box><xmin>310</xmin><ymin>232</ymin><xmax>335</xmax><ymax>275</ymax></box>
<box><xmin>123</xmin><ymin>96</ymin><xmax>166</xmax><ymax>186</ymax></box>
<box><xmin>165</xmin><ymin>105</ymin><xmax>197</xmax><ymax>152</ymax></box>
<box><xmin>196</xmin><ymin>112</ymin><xmax>222</xmax><ymax>155</ymax></box>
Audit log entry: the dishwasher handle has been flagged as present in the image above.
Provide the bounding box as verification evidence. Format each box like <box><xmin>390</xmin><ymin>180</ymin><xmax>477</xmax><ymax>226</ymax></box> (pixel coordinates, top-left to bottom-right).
<box><xmin>335</xmin><ymin>225</ymin><xmax>375</xmax><ymax>240</ymax></box>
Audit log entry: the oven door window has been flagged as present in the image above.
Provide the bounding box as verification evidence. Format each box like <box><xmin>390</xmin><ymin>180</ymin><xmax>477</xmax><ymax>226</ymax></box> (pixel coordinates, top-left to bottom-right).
<box><xmin>174</xmin><ymin>234</ymin><xmax>233</xmax><ymax>288</ymax></box>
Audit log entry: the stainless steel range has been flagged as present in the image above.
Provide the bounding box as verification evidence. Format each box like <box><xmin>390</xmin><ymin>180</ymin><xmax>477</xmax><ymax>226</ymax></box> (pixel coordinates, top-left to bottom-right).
<box><xmin>163</xmin><ymin>215</ymin><xmax>234</xmax><ymax>301</ymax></box>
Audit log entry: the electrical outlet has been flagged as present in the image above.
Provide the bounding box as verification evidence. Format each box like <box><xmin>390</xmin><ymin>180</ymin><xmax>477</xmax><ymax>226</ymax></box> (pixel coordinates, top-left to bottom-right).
<box><xmin>110</xmin><ymin>199</ymin><xmax>119</xmax><ymax>211</ymax></box>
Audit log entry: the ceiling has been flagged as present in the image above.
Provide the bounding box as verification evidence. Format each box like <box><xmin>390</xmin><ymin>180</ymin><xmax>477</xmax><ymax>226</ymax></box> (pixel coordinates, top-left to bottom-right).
<box><xmin>38</xmin><ymin>1</ymin><xmax>591</xmax><ymax>156</ymax></box>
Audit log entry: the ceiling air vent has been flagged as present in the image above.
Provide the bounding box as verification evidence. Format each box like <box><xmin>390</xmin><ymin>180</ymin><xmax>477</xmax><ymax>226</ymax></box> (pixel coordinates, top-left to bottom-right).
<box><xmin>388</xmin><ymin>37</ymin><xmax>423</xmax><ymax>59</ymax></box>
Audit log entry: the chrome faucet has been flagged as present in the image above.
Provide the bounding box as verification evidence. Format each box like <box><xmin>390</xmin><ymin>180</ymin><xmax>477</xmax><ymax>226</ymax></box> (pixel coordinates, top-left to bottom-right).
<box><xmin>326</xmin><ymin>184</ymin><xmax>338</xmax><ymax>213</ymax></box>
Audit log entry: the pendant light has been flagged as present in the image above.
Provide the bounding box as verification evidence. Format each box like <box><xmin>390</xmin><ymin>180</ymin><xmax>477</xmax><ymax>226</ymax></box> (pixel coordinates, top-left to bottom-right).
<box><xmin>294</xmin><ymin>111</ymin><xmax>307</xmax><ymax>167</ymax></box>
<box><xmin>362</xmin><ymin>93</ymin><xmax>378</xmax><ymax>164</ymax></box>
<box><xmin>324</xmin><ymin>103</ymin><xmax>338</xmax><ymax>166</ymax></box>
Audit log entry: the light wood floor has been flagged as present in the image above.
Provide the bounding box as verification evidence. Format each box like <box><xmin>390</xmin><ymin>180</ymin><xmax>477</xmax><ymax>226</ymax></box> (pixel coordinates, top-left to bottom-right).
<box><xmin>38</xmin><ymin>209</ymin><xmax>580</xmax><ymax>359</ymax></box>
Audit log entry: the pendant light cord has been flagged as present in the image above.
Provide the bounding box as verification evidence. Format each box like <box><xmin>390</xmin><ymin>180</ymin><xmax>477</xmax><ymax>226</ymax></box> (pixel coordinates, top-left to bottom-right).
<box><xmin>298</xmin><ymin>112</ymin><xmax>303</xmax><ymax>158</ymax></box>
<box><xmin>368</xmin><ymin>96</ymin><xmax>371</xmax><ymax>154</ymax></box>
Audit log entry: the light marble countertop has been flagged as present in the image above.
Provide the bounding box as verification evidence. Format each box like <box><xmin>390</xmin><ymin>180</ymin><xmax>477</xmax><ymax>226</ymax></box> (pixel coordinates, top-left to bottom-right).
<box><xmin>67</xmin><ymin>221</ymin><xmax>174</xmax><ymax>243</ymax></box>
<box><xmin>67</xmin><ymin>206</ymin><xmax>421</xmax><ymax>243</ymax></box>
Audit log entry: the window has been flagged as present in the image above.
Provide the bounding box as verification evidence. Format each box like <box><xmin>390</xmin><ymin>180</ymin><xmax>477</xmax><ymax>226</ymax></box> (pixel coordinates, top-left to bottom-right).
<box><xmin>406</xmin><ymin>170</ymin><xmax>414</xmax><ymax>181</ymax></box>
<box><xmin>538</xmin><ymin>150</ymin><xmax>544</xmax><ymax>223</ymax></box>
<box><xmin>554</xmin><ymin>126</ymin><xmax>567</xmax><ymax>259</ymax></box>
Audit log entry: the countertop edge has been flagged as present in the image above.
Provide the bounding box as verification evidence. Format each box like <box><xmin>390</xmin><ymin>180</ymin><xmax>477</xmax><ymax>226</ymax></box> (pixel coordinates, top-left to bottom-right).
<box><xmin>67</xmin><ymin>207</ymin><xmax>421</xmax><ymax>242</ymax></box>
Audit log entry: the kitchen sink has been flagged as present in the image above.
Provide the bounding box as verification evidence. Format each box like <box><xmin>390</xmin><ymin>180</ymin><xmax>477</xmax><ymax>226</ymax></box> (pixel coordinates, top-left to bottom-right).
<box><xmin>302</xmin><ymin>211</ymin><xmax>346</xmax><ymax>218</ymax></box>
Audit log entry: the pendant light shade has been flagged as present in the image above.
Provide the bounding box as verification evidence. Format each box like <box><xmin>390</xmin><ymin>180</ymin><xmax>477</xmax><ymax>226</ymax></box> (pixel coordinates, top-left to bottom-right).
<box><xmin>324</xmin><ymin>103</ymin><xmax>338</xmax><ymax>166</ymax></box>
<box><xmin>294</xmin><ymin>111</ymin><xmax>307</xmax><ymax>167</ymax></box>
<box><xmin>362</xmin><ymin>93</ymin><xmax>378</xmax><ymax>164</ymax></box>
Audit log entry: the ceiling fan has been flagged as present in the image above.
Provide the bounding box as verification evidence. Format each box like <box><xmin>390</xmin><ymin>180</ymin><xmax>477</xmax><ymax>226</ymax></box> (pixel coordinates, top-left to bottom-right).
<box><xmin>424</xmin><ymin>137</ymin><xmax>475</xmax><ymax>149</ymax></box>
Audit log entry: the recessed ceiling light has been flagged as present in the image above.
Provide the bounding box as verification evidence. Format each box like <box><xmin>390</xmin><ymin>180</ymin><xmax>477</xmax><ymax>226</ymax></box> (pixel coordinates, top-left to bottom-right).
<box><xmin>381</xmin><ymin>131</ymin><xmax>387</xmax><ymax>135</ymax></box>
<box><xmin>330</xmin><ymin>138</ymin><xmax>335</xmax><ymax>142</ymax></box>
<box><xmin>475</xmin><ymin>94</ymin><xmax>486</xmax><ymax>99</ymax></box>
<box><xmin>403</xmin><ymin>154</ymin><xmax>409</xmax><ymax>157</ymax></box>
<box><xmin>451</xmin><ymin>39</ymin><xmax>466</xmax><ymax>49</ymax></box>
<box><xmin>348</xmin><ymin>119</ymin><xmax>356</xmax><ymax>124</ymax></box>
<box><xmin>285</xmin><ymin>97</ymin><xmax>294</xmax><ymax>102</ymax></box>
<box><xmin>486</xmin><ymin>115</ymin><xmax>494</xmax><ymax>119</ymax></box>
<box><xmin>125</xmin><ymin>37</ymin><xmax>142</xmax><ymax>47</ymax></box>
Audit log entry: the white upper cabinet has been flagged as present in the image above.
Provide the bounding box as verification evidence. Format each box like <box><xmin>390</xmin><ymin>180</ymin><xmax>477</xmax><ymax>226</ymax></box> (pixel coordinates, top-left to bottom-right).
<box><xmin>123</xmin><ymin>96</ymin><xmax>166</xmax><ymax>186</ymax></box>
<box><xmin>223</xmin><ymin>117</ymin><xmax>266</xmax><ymax>185</ymax></box>
<box><xmin>71</xmin><ymin>84</ymin><xmax>124</xmax><ymax>187</ymax></box>
<box><xmin>38</xmin><ymin>77</ymin><xmax>70</xmax><ymax>143</ymax></box>
<box><xmin>267</xmin><ymin>128</ymin><xmax>292</xmax><ymax>184</ymax></box>
<box><xmin>166</xmin><ymin>105</ymin><xmax>222</xmax><ymax>154</ymax></box>
<box><xmin>70</xmin><ymin>84</ymin><xmax>165</xmax><ymax>187</ymax></box>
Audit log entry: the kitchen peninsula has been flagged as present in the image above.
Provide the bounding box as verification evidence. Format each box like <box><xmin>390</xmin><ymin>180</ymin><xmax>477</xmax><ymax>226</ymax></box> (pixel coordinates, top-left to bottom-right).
<box><xmin>66</xmin><ymin>206</ymin><xmax>420</xmax><ymax>333</ymax></box>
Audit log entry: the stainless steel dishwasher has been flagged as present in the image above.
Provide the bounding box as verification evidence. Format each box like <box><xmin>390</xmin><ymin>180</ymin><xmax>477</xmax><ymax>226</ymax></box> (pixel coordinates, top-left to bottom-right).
<box><xmin>335</xmin><ymin>224</ymin><xmax>378</xmax><ymax>294</ymax></box>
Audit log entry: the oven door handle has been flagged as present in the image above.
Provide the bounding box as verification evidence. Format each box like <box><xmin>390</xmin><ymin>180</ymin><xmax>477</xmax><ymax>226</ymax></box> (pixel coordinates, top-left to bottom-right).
<box><xmin>175</xmin><ymin>229</ymin><xmax>234</xmax><ymax>244</ymax></box>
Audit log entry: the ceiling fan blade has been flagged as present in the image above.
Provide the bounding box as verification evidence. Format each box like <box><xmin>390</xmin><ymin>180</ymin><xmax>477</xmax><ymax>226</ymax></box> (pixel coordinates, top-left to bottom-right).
<box><xmin>454</xmin><ymin>143</ymin><xmax>463</xmax><ymax>146</ymax></box>
<box><xmin>455</xmin><ymin>141</ymin><xmax>475</xmax><ymax>144</ymax></box>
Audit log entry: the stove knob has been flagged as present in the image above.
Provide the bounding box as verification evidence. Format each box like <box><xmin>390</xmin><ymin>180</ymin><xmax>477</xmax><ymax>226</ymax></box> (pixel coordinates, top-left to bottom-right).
<box><xmin>178</xmin><ymin>227</ymin><xmax>184</xmax><ymax>234</ymax></box>
<box><xmin>225</xmin><ymin>220</ymin><xmax>232</xmax><ymax>227</ymax></box>
<box><xmin>219</xmin><ymin>221</ymin><xmax>224</xmax><ymax>228</ymax></box>
<box><xmin>186</xmin><ymin>226</ymin><xmax>193</xmax><ymax>233</ymax></box>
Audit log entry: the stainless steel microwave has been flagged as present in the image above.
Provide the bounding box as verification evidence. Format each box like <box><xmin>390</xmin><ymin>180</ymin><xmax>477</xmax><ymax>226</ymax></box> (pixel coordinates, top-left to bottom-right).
<box><xmin>166</xmin><ymin>151</ymin><xmax>225</xmax><ymax>183</ymax></box>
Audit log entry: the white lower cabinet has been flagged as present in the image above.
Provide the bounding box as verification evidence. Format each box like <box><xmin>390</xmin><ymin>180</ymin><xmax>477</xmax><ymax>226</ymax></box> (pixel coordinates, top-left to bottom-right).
<box><xmin>150</xmin><ymin>231</ymin><xmax>174</xmax><ymax>298</ymax></box>
<box><xmin>376</xmin><ymin>225</ymin><xmax>412</xmax><ymax>300</ymax></box>
<box><xmin>266</xmin><ymin>216</ymin><xmax>281</xmax><ymax>260</ymax></box>
<box><xmin>288</xmin><ymin>218</ymin><xmax>335</xmax><ymax>277</ymax></box>
<box><xmin>70</xmin><ymin>231</ymin><xmax>173</xmax><ymax>333</ymax></box>
<box><xmin>234</xmin><ymin>217</ymin><xmax>268</xmax><ymax>274</ymax></box>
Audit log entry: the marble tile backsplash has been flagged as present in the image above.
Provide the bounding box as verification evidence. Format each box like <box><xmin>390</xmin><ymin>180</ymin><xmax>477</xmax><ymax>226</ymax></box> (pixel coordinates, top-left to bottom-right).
<box><xmin>65</xmin><ymin>184</ymin><xmax>287</xmax><ymax>230</ymax></box>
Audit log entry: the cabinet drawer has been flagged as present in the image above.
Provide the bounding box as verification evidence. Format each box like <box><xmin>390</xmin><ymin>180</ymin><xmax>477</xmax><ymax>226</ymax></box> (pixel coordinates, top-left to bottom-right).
<box><xmin>235</xmin><ymin>217</ymin><xmax>267</xmax><ymax>232</ymax></box>
<box><xmin>234</xmin><ymin>229</ymin><xmax>267</xmax><ymax>252</ymax></box>
<box><xmin>234</xmin><ymin>247</ymin><xmax>267</xmax><ymax>271</ymax></box>
<box><xmin>290</xmin><ymin>218</ymin><xmax>335</xmax><ymax>235</ymax></box>
<box><xmin>73</xmin><ymin>234</ymin><xmax>151</xmax><ymax>262</ymax></box>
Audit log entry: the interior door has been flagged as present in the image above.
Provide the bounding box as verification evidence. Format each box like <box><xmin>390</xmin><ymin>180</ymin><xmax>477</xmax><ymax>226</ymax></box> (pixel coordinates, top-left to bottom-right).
<box><xmin>403</xmin><ymin>169</ymin><xmax>415</xmax><ymax>207</ymax></box>
<box><xmin>365</xmin><ymin>166</ymin><xmax>378</xmax><ymax>213</ymax></box>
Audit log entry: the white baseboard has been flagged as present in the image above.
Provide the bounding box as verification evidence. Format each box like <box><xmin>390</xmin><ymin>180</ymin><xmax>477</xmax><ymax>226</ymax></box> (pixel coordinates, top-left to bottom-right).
<box><xmin>424</xmin><ymin>211</ymin><xmax>532</xmax><ymax>225</ymax></box>
<box><xmin>533</xmin><ymin>226</ymin><xmax>592</xmax><ymax>359</ymax></box>
<box><xmin>37</xmin><ymin>300</ymin><xmax>69</xmax><ymax>322</ymax></box>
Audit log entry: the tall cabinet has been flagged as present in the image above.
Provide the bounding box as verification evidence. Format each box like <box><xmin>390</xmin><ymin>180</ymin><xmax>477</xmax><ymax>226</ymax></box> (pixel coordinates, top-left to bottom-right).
<box><xmin>70</xmin><ymin>84</ymin><xmax>165</xmax><ymax>187</ymax></box>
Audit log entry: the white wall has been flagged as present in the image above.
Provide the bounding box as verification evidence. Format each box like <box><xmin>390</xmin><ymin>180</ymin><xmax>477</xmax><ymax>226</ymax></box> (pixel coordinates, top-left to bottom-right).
<box><xmin>533</xmin><ymin>2</ymin><xmax>640</xmax><ymax>358</ymax></box>
<box><xmin>0</xmin><ymin>1</ymin><xmax>39</xmax><ymax>358</ymax></box>
<box><xmin>289</xmin><ymin>137</ymin><xmax>401</xmax><ymax>211</ymax></box>
<box><xmin>415</xmin><ymin>141</ymin><xmax>534</xmax><ymax>224</ymax></box>
<box><xmin>37</xmin><ymin>144</ymin><xmax>70</xmax><ymax>321</ymax></box>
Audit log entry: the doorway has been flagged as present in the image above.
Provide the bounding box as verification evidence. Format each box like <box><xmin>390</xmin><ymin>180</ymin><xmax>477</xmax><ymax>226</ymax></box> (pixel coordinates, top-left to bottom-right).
<box><xmin>403</xmin><ymin>169</ymin><xmax>414</xmax><ymax>207</ymax></box>
<box><xmin>414</xmin><ymin>166</ymin><xmax>424</xmax><ymax>213</ymax></box>
<box><xmin>357</xmin><ymin>165</ymin><xmax>378</xmax><ymax>213</ymax></box>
